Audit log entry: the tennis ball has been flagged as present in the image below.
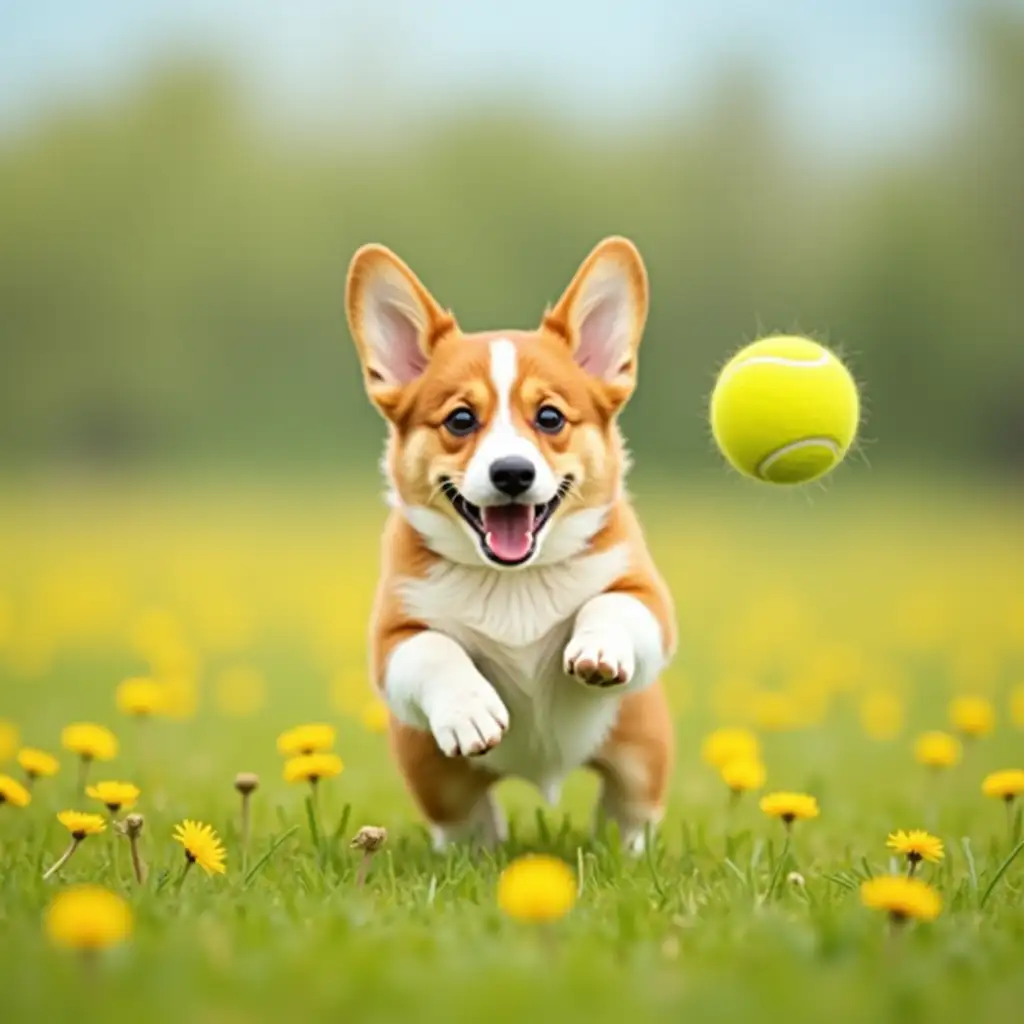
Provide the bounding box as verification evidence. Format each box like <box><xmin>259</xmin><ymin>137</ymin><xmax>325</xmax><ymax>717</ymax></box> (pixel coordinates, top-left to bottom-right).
<box><xmin>710</xmin><ymin>335</ymin><xmax>859</xmax><ymax>484</ymax></box>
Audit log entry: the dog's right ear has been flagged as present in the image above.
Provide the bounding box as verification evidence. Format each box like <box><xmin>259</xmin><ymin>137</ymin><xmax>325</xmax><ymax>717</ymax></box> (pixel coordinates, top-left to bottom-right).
<box><xmin>345</xmin><ymin>244</ymin><xmax>456</xmax><ymax>418</ymax></box>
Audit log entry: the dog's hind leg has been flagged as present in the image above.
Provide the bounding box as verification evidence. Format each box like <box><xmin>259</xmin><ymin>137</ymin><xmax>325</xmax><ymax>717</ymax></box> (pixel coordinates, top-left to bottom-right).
<box><xmin>588</xmin><ymin>684</ymin><xmax>673</xmax><ymax>855</ymax></box>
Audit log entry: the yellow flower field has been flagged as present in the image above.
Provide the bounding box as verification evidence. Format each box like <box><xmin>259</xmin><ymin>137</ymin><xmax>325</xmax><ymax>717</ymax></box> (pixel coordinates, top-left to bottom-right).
<box><xmin>0</xmin><ymin>479</ymin><xmax>1022</xmax><ymax>1023</ymax></box>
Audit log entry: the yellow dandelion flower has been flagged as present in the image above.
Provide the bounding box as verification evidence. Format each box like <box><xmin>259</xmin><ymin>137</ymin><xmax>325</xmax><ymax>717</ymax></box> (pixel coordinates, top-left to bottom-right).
<box><xmin>173</xmin><ymin>819</ymin><xmax>227</xmax><ymax>875</ymax></box>
<box><xmin>86</xmin><ymin>781</ymin><xmax>140</xmax><ymax>813</ymax></box>
<box><xmin>0</xmin><ymin>719</ymin><xmax>19</xmax><ymax>761</ymax></box>
<box><xmin>276</xmin><ymin>723</ymin><xmax>336</xmax><ymax>757</ymax></box>
<box><xmin>497</xmin><ymin>854</ymin><xmax>576</xmax><ymax>923</ymax></box>
<box><xmin>948</xmin><ymin>695</ymin><xmax>995</xmax><ymax>739</ymax></box>
<box><xmin>759</xmin><ymin>791</ymin><xmax>820</xmax><ymax>825</ymax></box>
<box><xmin>701</xmin><ymin>727</ymin><xmax>760</xmax><ymax>769</ymax></box>
<box><xmin>60</xmin><ymin>722</ymin><xmax>118</xmax><ymax>762</ymax></box>
<box><xmin>913</xmin><ymin>730</ymin><xmax>961</xmax><ymax>769</ymax></box>
<box><xmin>0</xmin><ymin>773</ymin><xmax>32</xmax><ymax>808</ymax></box>
<box><xmin>886</xmin><ymin>829</ymin><xmax>944</xmax><ymax>866</ymax></box>
<box><xmin>45</xmin><ymin>886</ymin><xmax>133</xmax><ymax>951</ymax></box>
<box><xmin>17</xmin><ymin>747</ymin><xmax>60</xmax><ymax>780</ymax></box>
<box><xmin>860</xmin><ymin>876</ymin><xmax>942</xmax><ymax>922</ymax></box>
<box><xmin>283</xmin><ymin>752</ymin><xmax>344</xmax><ymax>784</ymax></box>
<box><xmin>981</xmin><ymin>769</ymin><xmax>1024</xmax><ymax>802</ymax></box>
<box><xmin>57</xmin><ymin>810</ymin><xmax>107</xmax><ymax>839</ymax></box>
<box><xmin>360</xmin><ymin>699</ymin><xmax>389</xmax><ymax>734</ymax></box>
<box><xmin>115</xmin><ymin>676</ymin><xmax>166</xmax><ymax>717</ymax></box>
<box><xmin>721</xmin><ymin>757</ymin><xmax>766</xmax><ymax>794</ymax></box>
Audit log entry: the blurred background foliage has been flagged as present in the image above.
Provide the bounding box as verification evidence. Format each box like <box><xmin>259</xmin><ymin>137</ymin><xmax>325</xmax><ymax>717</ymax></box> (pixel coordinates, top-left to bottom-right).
<box><xmin>1</xmin><ymin>5</ymin><xmax>1022</xmax><ymax>479</ymax></box>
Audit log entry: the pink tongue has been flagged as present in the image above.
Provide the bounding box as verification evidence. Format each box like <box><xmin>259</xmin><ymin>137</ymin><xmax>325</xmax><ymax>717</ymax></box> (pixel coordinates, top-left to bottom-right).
<box><xmin>482</xmin><ymin>505</ymin><xmax>536</xmax><ymax>562</ymax></box>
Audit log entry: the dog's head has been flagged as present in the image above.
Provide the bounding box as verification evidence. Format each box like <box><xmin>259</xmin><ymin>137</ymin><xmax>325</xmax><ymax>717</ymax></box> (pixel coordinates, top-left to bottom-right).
<box><xmin>345</xmin><ymin>237</ymin><xmax>648</xmax><ymax>568</ymax></box>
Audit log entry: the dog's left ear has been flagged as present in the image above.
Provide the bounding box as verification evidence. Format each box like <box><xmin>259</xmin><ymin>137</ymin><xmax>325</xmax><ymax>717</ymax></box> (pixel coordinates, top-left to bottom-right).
<box><xmin>542</xmin><ymin>236</ymin><xmax>649</xmax><ymax>407</ymax></box>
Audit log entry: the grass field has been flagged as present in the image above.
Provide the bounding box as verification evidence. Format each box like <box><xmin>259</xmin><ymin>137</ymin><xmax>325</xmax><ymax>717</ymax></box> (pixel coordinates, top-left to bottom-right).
<box><xmin>1</xmin><ymin>478</ymin><xmax>1023</xmax><ymax>1024</ymax></box>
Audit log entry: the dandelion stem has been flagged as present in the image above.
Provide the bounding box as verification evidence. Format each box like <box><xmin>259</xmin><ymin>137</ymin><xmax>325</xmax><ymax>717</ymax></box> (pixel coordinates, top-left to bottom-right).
<box><xmin>355</xmin><ymin>851</ymin><xmax>373</xmax><ymax>887</ymax></box>
<box><xmin>129</xmin><ymin>836</ymin><xmax>146</xmax><ymax>884</ymax></box>
<box><xmin>76</xmin><ymin>755</ymin><xmax>92</xmax><ymax>793</ymax></box>
<box><xmin>173</xmin><ymin>858</ymin><xmax>193</xmax><ymax>892</ymax></box>
<box><xmin>43</xmin><ymin>838</ymin><xmax>81</xmax><ymax>881</ymax></box>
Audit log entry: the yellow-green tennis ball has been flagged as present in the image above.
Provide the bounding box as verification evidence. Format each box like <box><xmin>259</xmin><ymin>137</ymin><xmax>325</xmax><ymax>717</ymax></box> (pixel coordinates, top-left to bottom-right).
<box><xmin>710</xmin><ymin>336</ymin><xmax>860</xmax><ymax>484</ymax></box>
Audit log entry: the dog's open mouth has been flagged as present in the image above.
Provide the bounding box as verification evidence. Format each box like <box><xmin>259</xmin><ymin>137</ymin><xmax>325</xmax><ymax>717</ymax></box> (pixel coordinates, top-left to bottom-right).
<box><xmin>440</xmin><ymin>477</ymin><xmax>572</xmax><ymax>566</ymax></box>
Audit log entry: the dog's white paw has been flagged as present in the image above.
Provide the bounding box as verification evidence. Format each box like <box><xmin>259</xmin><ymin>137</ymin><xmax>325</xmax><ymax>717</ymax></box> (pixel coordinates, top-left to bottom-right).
<box><xmin>428</xmin><ymin>687</ymin><xmax>509</xmax><ymax>758</ymax></box>
<box><xmin>564</xmin><ymin>629</ymin><xmax>635</xmax><ymax>688</ymax></box>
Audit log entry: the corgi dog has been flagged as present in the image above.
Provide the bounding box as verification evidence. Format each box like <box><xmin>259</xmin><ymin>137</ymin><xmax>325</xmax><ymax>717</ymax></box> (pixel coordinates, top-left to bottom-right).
<box><xmin>345</xmin><ymin>236</ymin><xmax>675</xmax><ymax>853</ymax></box>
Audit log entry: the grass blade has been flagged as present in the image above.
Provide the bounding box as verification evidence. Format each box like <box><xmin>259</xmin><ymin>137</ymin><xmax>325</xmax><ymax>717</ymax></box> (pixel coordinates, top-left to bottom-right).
<box><xmin>535</xmin><ymin>808</ymin><xmax>551</xmax><ymax>844</ymax></box>
<box><xmin>961</xmin><ymin>837</ymin><xmax>979</xmax><ymax>892</ymax></box>
<box><xmin>979</xmin><ymin>838</ymin><xmax>1024</xmax><ymax>909</ymax></box>
<box><xmin>305</xmin><ymin>795</ymin><xmax>322</xmax><ymax>850</ymax></box>
<box><xmin>644</xmin><ymin>827</ymin><xmax>669</xmax><ymax>906</ymax></box>
<box><xmin>332</xmin><ymin>803</ymin><xmax>352</xmax><ymax>844</ymax></box>
<box><xmin>244</xmin><ymin>826</ymin><xmax>299</xmax><ymax>889</ymax></box>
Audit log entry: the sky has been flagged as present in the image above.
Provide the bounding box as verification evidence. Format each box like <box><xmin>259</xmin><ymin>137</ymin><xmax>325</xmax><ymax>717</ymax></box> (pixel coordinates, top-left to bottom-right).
<box><xmin>0</xmin><ymin>0</ymin><xmax>996</xmax><ymax>156</ymax></box>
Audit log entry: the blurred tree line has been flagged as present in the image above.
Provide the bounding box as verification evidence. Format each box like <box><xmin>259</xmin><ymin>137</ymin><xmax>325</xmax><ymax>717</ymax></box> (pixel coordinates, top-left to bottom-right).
<box><xmin>1</xmin><ymin>8</ymin><xmax>1022</xmax><ymax>478</ymax></box>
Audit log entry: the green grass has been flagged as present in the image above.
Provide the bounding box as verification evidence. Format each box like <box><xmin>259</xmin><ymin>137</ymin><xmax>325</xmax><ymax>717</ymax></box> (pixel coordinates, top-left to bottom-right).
<box><xmin>1</xmin><ymin>482</ymin><xmax>1023</xmax><ymax>1024</ymax></box>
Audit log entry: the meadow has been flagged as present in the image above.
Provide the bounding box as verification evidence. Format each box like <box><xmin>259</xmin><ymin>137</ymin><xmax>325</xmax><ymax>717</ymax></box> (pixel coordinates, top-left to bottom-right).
<box><xmin>1</xmin><ymin>477</ymin><xmax>1023</xmax><ymax>1024</ymax></box>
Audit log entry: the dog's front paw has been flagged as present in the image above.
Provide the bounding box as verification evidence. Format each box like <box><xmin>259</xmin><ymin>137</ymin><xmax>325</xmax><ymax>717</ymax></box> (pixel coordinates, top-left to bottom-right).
<box><xmin>428</xmin><ymin>687</ymin><xmax>509</xmax><ymax>758</ymax></box>
<box><xmin>564</xmin><ymin>629</ymin><xmax>635</xmax><ymax>688</ymax></box>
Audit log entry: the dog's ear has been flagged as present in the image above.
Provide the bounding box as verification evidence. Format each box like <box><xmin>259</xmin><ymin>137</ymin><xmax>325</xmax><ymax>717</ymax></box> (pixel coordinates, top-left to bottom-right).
<box><xmin>345</xmin><ymin>244</ymin><xmax>457</xmax><ymax>417</ymax></box>
<box><xmin>542</xmin><ymin>236</ymin><xmax>649</xmax><ymax>409</ymax></box>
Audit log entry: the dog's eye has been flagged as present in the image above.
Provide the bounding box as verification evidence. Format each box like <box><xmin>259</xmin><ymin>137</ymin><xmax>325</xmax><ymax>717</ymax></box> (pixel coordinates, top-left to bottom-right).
<box><xmin>443</xmin><ymin>407</ymin><xmax>479</xmax><ymax>437</ymax></box>
<box><xmin>535</xmin><ymin>405</ymin><xmax>566</xmax><ymax>434</ymax></box>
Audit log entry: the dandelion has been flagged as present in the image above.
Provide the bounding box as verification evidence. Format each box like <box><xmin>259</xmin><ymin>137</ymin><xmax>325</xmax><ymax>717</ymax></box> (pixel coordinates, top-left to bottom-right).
<box><xmin>981</xmin><ymin>769</ymin><xmax>1024</xmax><ymax>803</ymax></box>
<box><xmin>116</xmin><ymin>813</ymin><xmax>147</xmax><ymax>884</ymax></box>
<box><xmin>283</xmin><ymin>752</ymin><xmax>343</xmax><ymax>787</ymax></box>
<box><xmin>57</xmin><ymin>810</ymin><xmax>108</xmax><ymax>839</ymax></box>
<box><xmin>17</xmin><ymin>747</ymin><xmax>60</xmax><ymax>787</ymax></box>
<box><xmin>913</xmin><ymin>730</ymin><xmax>961</xmax><ymax>769</ymax></box>
<box><xmin>350</xmin><ymin>825</ymin><xmax>388</xmax><ymax>886</ymax></box>
<box><xmin>61</xmin><ymin>723</ymin><xmax>118</xmax><ymax>789</ymax></box>
<box><xmin>886</xmin><ymin>829</ymin><xmax>944</xmax><ymax>875</ymax></box>
<box><xmin>276</xmin><ymin>723</ymin><xmax>336</xmax><ymax>757</ymax></box>
<box><xmin>44</xmin><ymin>811</ymin><xmax>107</xmax><ymax>880</ymax></box>
<box><xmin>497</xmin><ymin>854</ymin><xmax>577</xmax><ymax>923</ymax></box>
<box><xmin>45</xmin><ymin>885</ymin><xmax>133</xmax><ymax>952</ymax></box>
<box><xmin>234</xmin><ymin>772</ymin><xmax>259</xmax><ymax>870</ymax></box>
<box><xmin>948</xmin><ymin>695</ymin><xmax>995</xmax><ymax>740</ymax></box>
<box><xmin>701</xmin><ymin>727</ymin><xmax>760</xmax><ymax>769</ymax></box>
<box><xmin>0</xmin><ymin>773</ymin><xmax>32</xmax><ymax>808</ymax></box>
<box><xmin>115</xmin><ymin>676</ymin><xmax>165</xmax><ymax>717</ymax></box>
<box><xmin>860</xmin><ymin>876</ymin><xmax>942</xmax><ymax>924</ymax></box>
<box><xmin>759</xmin><ymin>792</ymin><xmax>820</xmax><ymax>827</ymax></box>
<box><xmin>86</xmin><ymin>781</ymin><xmax>140</xmax><ymax>814</ymax></box>
<box><xmin>173</xmin><ymin>819</ymin><xmax>227</xmax><ymax>879</ymax></box>
<box><xmin>720</xmin><ymin>757</ymin><xmax>766</xmax><ymax>797</ymax></box>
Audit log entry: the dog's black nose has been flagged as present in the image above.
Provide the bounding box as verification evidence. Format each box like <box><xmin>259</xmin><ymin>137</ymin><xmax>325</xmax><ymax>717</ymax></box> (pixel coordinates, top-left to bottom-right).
<box><xmin>489</xmin><ymin>456</ymin><xmax>536</xmax><ymax>498</ymax></box>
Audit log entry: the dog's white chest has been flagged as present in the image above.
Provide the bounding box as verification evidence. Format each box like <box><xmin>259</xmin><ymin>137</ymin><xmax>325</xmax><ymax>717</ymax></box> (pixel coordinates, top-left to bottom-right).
<box><xmin>400</xmin><ymin>545</ymin><xmax>630</xmax><ymax>791</ymax></box>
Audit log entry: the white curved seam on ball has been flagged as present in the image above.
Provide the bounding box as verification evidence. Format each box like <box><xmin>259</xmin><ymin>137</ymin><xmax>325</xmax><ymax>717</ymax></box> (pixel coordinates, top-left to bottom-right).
<box><xmin>757</xmin><ymin>437</ymin><xmax>840</xmax><ymax>478</ymax></box>
<box><xmin>719</xmin><ymin>353</ymin><xmax>831</xmax><ymax>386</ymax></box>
